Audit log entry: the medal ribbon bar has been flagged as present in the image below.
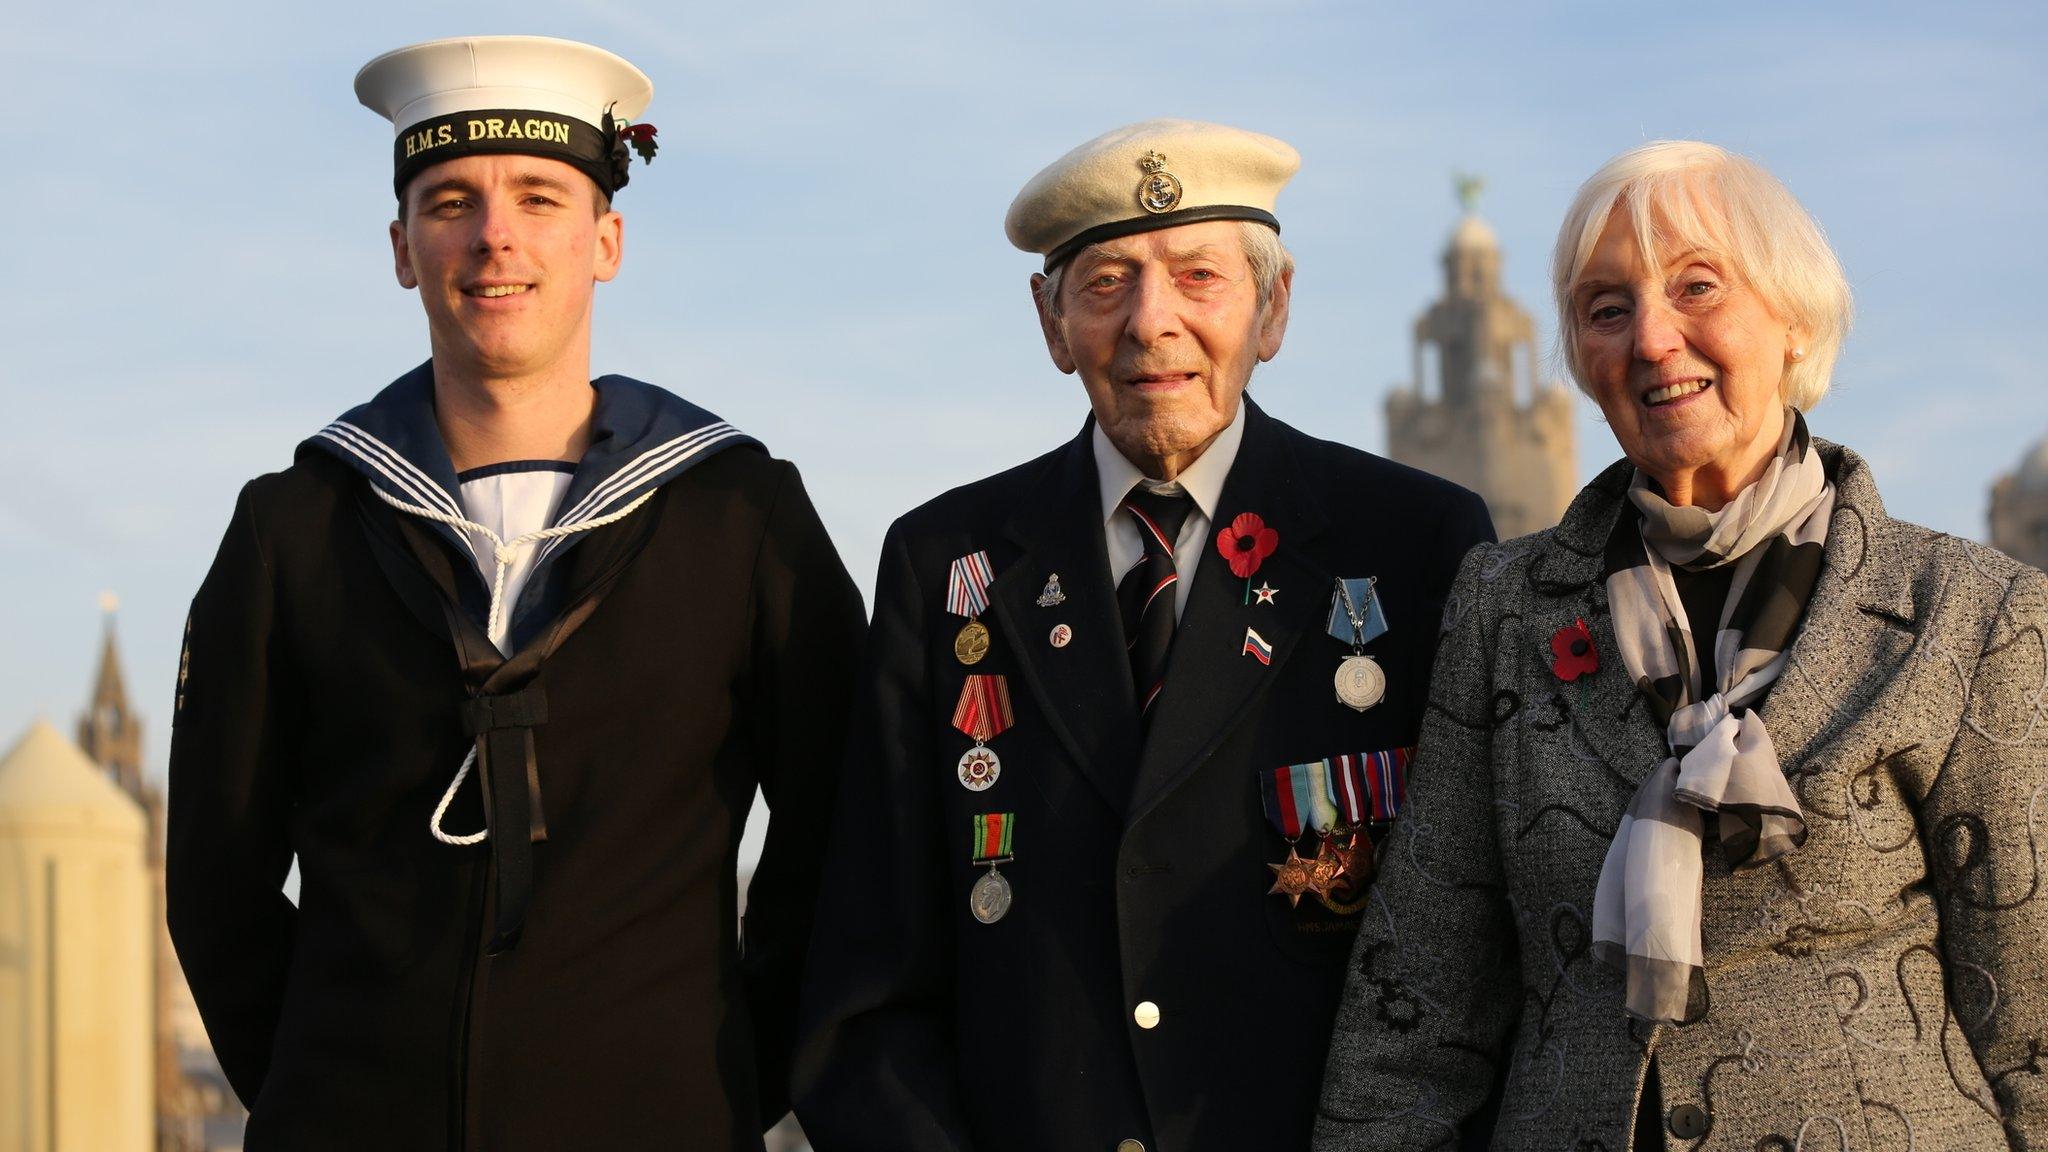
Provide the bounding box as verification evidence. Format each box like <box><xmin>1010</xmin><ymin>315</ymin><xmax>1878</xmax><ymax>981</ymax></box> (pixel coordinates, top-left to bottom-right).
<box><xmin>946</xmin><ymin>551</ymin><xmax>997</xmax><ymax>618</ymax></box>
<box><xmin>1325</xmin><ymin>577</ymin><xmax>1389</xmax><ymax>648</ymax></box>
<box><xmin>1261</xmin><ymin>761</ymin><xmax>1339</xmax><ymax>838</ymax></box>
<box><xmin>951</xmin><ymin>674</ymin><xmax>1015</xmax><ymax>744</ymax></box>
<box><xmin>972</xmin><ymin>812</ymin><xmax>1015</xmax><ymax>862</ymax></box>
<box><xmin>1326</xmin><ymin>748</ymin><xmax>1412</xmax><ymax>823</ymax></box>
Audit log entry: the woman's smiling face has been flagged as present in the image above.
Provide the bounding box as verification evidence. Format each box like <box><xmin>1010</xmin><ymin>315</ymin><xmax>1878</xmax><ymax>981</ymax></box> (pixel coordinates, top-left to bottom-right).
<box><xmin>1571</xmin><ymin>202</ymin><xmax>1801</xmax><ymax>509</ymax></box>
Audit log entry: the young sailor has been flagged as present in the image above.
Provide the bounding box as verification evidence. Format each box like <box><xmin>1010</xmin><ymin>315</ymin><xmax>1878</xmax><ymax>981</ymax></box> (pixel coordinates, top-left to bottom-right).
<box><xmin>166</xmin><ymin>36</ymin><xmax>865</xmax><ymax>1151</ymax></box>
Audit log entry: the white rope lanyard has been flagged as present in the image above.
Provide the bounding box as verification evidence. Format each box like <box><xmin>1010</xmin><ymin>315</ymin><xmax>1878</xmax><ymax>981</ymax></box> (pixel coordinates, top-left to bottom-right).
<box><xmin>370</xmin><ymin>482</ymin><xmax>657</xmax><ymax>845</ymax></box>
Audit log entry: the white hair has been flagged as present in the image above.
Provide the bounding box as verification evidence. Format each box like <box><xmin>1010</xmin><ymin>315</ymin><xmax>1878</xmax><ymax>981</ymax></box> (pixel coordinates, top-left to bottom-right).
<box><xmin>1551</xmin><ymin>140</ymin><xmax>1853</xmax><ymax>411</ymax></box>
<box><xmin>1035</xmin><ymin>220</ymin><xmax>1293</xmax><ymax>320</ymax></box>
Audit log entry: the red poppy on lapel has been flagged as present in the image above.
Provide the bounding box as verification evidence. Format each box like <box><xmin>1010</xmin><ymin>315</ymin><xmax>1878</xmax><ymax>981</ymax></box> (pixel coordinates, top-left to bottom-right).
<box><xmin>1216</xmin><ymin>512</ymin><xmax>1279</xmax><ymax>579</ymax></box>
<box><xmin>1550</xmin><ymin>618</ymin><xmax>1599</xmax><ymax>682</ymax></box>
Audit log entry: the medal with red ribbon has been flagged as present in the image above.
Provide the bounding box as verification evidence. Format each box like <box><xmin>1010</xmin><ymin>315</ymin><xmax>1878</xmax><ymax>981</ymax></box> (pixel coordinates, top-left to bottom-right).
<box><xmin>1261</xmin><ymin>760</ymin><xmax>1338</xmax><ymax>907</ymax></box>
<box><xmin>951</xmin><ymin>674</ymin><xmax>1014</xmax><ymax>792</ymax></box>
<box><xmin>969</xmin><ymin>811</ymin><xmax>1015</xmax><ymax>924</ymax></box>
<box><xmin>1321</xmin><ymin>746</ymin><xmax>1413</xmax><ymax>912</ymax></box>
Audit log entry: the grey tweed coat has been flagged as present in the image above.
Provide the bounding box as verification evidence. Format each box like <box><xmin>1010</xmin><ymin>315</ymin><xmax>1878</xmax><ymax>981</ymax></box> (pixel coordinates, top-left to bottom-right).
<box><xmin>1315</xmin><ymin>442</ymin><xmax>2047</xmax><ymax>1151</ymax></box>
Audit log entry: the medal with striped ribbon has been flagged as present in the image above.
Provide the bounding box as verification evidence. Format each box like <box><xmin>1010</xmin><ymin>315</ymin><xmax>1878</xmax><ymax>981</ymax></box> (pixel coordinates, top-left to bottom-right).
<box><xmin>1260</xmin><ymin>760</ymin><xmax>1341</xmax><ymax>907</ymax></box>
<box><xmin>1317</xmin><ymin>746</ymin><xmax>1414</xmax><ymax>912</ymax></box>
<box><xmin>951</xmin><ymin>675</ymin><xmax>1014</xmax><ymax>791</ymax></box>
<box><xmin>947</xmin><ymin>551</ymin><xmax>997</xmax><ymax>664</ymax></box>
<box><xmin>970</xmin><ymin>811</ymin><xmax>1015</xmax><ymax>923</ymax></box>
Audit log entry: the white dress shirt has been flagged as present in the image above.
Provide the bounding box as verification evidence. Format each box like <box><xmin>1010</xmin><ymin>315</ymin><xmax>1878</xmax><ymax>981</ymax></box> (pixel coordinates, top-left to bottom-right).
<box><xmin>456</xmin><ymin>461</ymin><xmax>577</xmax><ymax>654</ymax></box>
<box><xmin>1093</xmin><ymin>402</ymin><xmax>1247</xmax><ymax>622</ymax></box>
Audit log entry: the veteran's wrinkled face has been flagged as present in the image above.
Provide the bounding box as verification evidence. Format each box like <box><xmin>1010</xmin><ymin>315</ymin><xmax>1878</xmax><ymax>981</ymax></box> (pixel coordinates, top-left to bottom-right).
<box><xmin>391</xmin><ymin>153</ymin><xmax>621</xmax><ymax>380</ymax></box>
<box><xmin>1034</xmin><ymin>220</ymin><xmax>1290</xmax><ymax>478</ymax></box>
<box><xmin>1571</xmin><ymin>204</ymin><xmax>1799</xmax><ymax>509</ymax></box>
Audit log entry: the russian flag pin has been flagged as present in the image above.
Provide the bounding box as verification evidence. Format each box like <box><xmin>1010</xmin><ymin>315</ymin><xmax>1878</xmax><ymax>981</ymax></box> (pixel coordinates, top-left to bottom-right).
<box><xmin>1241</xmin><ymin>627</ymin><xmax>1273</xmax><ymax>666</ymax></box>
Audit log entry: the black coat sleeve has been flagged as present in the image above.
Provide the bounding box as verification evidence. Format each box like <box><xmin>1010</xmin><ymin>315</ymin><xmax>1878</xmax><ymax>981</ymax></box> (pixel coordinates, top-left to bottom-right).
<box><xmin>738</xmin><ymin>461</ymin><xmax>869</xmax><ymax>1129</ymax></box>
<box><xmin>793</xmin><ymin>520</ymin><xmax>975</xmax><ymax>1152</ymax></box>
<box><xmin>166</xmin><ymin>481</ymin><xmax>302</xmax><ymax>1106</ymax></box>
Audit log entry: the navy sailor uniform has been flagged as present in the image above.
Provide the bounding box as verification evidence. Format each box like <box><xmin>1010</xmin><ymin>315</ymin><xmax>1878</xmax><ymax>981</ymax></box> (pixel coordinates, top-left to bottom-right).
<box><xmin>167</xmin><ymin>362</ymin><xmax>866</xmax><ymax>1150</ymax></box>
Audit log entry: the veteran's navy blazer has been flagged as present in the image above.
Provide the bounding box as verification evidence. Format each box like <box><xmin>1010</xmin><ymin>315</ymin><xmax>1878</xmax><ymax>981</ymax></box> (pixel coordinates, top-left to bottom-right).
<box><xmin>795</xmin><ymin>398</ymin><xmax>1494</xmax><ymax>1152</ymax></box>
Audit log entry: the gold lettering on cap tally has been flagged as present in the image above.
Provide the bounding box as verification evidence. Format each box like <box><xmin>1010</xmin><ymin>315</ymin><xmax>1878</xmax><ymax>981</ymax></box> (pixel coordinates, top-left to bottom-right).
<box><xmin>403</xmin><ymin>123</ymin><xmax>457</xmax><ymax>159</ymax></box>
<box><xmin>1136</xmin><ymin>150</ymin><xmax>1183</xmax><ymax>214</ymax></box>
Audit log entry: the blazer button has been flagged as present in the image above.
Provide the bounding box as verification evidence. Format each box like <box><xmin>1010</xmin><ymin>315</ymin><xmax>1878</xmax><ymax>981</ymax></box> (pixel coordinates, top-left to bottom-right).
<box><xmin>1667</xmin><ymin>1102</ymin><xmax>1708</xmax><ymax>1139</ymax></box>
<box><xmin>1116</xmin><ymin>1142</ymin><xmax>1146</xmax><ymax>1152</ymax></box>
<box><xmin>1133</xmin><ymin>1001</ymin><xmax>1161</xmax><ymax>1029</ymax></box>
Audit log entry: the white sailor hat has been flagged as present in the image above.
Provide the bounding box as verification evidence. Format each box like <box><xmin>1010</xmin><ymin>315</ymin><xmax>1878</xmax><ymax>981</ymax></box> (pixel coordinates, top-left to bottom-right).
<box><xmin>1006</xmin><ymin>119</ymin><xmax>1300</xmax><ymax>271</ymax></box>
<box><xmin>355</xmin><ymin>35</ymin><xmax>657</xmax><ymax>199</ymax></box>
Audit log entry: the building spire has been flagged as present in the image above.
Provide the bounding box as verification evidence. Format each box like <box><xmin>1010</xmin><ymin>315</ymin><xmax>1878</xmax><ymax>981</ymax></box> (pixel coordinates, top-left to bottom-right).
<box><xmin>78</xmin><ymin>590</ymin><xmax>145</xmax><ymax>802</ymax></box>
<box><xmin>1455</xmin><ymin>172</ymin><xmax>1484</xmax><ymax>216</ymax></box>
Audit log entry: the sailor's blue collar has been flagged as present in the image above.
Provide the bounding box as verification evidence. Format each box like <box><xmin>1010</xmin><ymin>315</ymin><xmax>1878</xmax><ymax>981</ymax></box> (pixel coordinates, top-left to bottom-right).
<box><xmin>300</xmin><ymin>358</ymin><xmax>760</xmax><ymax>593</ymax></box>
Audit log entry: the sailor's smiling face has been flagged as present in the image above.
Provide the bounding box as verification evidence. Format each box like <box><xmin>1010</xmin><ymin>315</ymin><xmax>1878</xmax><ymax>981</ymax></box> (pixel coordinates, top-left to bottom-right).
<box><xmin>390</xmin><ymin>153</ymin><xmax>621</xmax><ymax>379</ymax></box>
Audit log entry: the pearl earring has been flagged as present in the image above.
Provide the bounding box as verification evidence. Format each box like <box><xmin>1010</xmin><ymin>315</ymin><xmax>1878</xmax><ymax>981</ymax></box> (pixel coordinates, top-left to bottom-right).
<box><xmin>1790</xmin><ymin>347</ymin><xmax>1806</xmax><ymax>361</ymax></box>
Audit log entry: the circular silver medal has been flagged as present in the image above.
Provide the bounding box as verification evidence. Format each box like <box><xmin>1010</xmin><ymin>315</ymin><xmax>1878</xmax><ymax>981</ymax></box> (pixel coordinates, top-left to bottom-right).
<box><xmin>1335</xmin><ymin>654</ymin><xmax>1386</xmax><ymax>712</ymax></box>
<box><xmin>970</xmin><ymin>868</ymin><xmax>1013</xmax><ymax>924</ymax></box>
<box><xmin>957</xmin><ymin>745</ymin><xmax>1002</xmax><ymax>791</ymax></box>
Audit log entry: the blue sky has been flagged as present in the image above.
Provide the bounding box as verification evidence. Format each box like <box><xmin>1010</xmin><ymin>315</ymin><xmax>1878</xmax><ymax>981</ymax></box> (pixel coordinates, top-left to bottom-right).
<box><xmin>3</xmin><ymin>0</ymin><xmax>2043</xmax><ymax>780</ymax></box>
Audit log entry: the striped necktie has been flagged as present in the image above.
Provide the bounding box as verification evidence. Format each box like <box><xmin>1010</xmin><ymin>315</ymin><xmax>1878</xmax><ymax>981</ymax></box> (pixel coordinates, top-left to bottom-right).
<box><xmin>1117</xmin><ymin>485</ymin><xmax>1197</xmax><ymax>720</ymax></box>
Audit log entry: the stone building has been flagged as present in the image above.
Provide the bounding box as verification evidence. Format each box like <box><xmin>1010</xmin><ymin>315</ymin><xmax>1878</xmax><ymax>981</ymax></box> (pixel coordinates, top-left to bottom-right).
<box><xmin>74</xmin><ymin>604</ymin><xmax>245</xmax><ymax>1152</ymax></box>
<box><xmin>0</xmin><ymin>720</ymin><xmax>154</xmax><ymax>1152</ymax></box>
<box><xmin>1385</xmin><ymin>179</ymin><xmax>1577</xmax><ymax>539</ymax></box>
<box><xmin>1989</xmin><ymin>433</ymin><xmax>2048</xmax><ymax>571</ymax></box>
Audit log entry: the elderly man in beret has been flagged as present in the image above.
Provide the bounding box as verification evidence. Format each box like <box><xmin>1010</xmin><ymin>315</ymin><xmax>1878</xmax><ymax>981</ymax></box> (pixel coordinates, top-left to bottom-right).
<box><xmin>795</xmin><ymin>120</ymin><xmax>1495</xmax><ymax>1152</ymax></box>
<box><xmin>166</xmin><ymin>36</ymin><xmax>864</xmax><ymax>1150</ymax></box>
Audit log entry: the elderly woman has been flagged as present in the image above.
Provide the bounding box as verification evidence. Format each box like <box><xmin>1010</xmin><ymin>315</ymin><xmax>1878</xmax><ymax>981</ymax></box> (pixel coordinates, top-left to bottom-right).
<box><xmin>1315</xmin><ymin>140</ymin><xmax>2046</xmax><ymax>1151</ymax></box>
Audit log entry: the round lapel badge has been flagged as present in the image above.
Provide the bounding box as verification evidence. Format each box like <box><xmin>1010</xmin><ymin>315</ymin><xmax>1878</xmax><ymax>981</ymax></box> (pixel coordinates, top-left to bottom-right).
<box><xmin>1049</xmin><ymin>623</ymin><xmax>1073</xmax><ymax>648</ymax></box>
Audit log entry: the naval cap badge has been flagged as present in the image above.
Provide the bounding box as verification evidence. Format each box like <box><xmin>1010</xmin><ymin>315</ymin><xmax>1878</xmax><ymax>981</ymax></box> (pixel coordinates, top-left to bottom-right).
<box><xmin>1136</xmin><ymin>150</ymin><xmax>1183</xmax><ymax>214</ymax></box>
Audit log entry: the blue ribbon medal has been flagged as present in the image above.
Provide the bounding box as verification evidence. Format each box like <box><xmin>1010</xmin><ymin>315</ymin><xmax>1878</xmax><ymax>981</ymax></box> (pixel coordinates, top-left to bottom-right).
<box><xmin>1326</xmin><ymin>577</ymin><xmax>1388</xmax><ymax>712</ymax></box>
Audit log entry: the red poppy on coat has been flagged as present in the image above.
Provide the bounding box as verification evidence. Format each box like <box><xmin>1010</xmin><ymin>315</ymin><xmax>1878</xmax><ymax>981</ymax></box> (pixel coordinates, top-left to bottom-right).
<box><xmin>1551</xmin><ymin>618</ymin><xmax>1599</xmax><ymax>681</ymax></box>
<box><xmin>1216</xmin><ymin>513</ymin><xmax>1280</xmax><ymax>579</ymax></box>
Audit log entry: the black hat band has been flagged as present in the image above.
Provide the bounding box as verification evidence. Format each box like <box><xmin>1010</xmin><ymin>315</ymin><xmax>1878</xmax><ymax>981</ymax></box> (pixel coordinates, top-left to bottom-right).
<box><xmin>1044</xmin><ymin>205</ymin><xmax>1280</xmax><ymax>272</ymax></box>
<box><xmin>393</xmin><ymin>108</ymin><xmax>615</xmax><ymax>199</ymax></box>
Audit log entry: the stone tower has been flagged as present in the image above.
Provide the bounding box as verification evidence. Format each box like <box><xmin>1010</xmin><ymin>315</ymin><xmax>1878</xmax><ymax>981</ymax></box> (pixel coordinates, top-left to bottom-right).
<box><xmin>1989</xmin><ymin>433</ymin><xmax>2048</xmax><ymax>570</ymax></box>
<box><xmin>0</xmin><ymin>720</ymin><xmax>155</xmax><ymax>1152</ymax></box>
<box><xmin>1385</xmin><ymin>177</ymin><xmax>1577</xmax><ymax>540</ymax></box>
<box><xmin>77</xmin><ymin>594</ymin><xmax>145</xmax><ymax>804</ymax></box>
<box><xmin>70</xmin><ymin>602</ymin><xmax>238</xmax><ymax>1151</ymax></box>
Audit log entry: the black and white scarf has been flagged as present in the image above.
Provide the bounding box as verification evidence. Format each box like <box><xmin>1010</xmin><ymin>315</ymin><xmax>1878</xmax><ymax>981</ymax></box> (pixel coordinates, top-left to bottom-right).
<box><xmin>1591</xmin><ymin>409</ymin><xmax>1831</xmax><ymax>1022</ymax></box>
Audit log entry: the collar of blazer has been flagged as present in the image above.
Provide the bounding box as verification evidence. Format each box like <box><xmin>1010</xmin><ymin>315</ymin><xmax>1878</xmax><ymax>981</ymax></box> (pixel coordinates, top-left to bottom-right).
<box><xmin>987</xmin><ymin>396</ymin><xmax>1334</xmax><ymax>821</ymax></box>
<box><xmin>1527</xmin><ymin>437</ymin><xmax>1921</xmax><ymax>793</ymax></box>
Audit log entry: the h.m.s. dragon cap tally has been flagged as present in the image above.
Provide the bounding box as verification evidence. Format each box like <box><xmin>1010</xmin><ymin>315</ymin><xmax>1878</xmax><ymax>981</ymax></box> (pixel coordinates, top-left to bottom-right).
<box><xmin>355</xmin><ymin>35</ymin><xmax>658</xmax><ymax>199</ymax></box>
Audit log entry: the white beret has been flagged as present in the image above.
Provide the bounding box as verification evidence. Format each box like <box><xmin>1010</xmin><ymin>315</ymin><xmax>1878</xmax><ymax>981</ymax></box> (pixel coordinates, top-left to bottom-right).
<box><xmin>1005</xmin><ymin>119</ymin><xmax>1301</xmax><ymax>270</ymax></box>
<box><xmin>355</xmin><ymin>36</ymin><xmax>655</xmax><ymax>197</ymax></box>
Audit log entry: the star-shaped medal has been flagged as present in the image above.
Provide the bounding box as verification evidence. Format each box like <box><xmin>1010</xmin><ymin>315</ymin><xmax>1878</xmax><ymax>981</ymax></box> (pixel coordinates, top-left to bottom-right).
<box><xmin>1254</xmin><ymin>582</ymin><xmax>1277</xmax><ymax>605</ymax></box>
<box><xmin>1314</xmin><ymin>830</ymin><xmax>1378</xmax><ymax>914</ymax></box>
<box><xmin>1334</xmin><ymin>829</ymin><xmax>1375</xmax><ymax>884</ymax></box>
<box><xmin>1306</xmin><ymin>837</ymin><xmax>1348</xmax><ymax>898</ymax></box>
<box><xmin>1266</xmin><ymin>846</ymin><xmax>1315</xmax><ymax>907</ymax></box>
